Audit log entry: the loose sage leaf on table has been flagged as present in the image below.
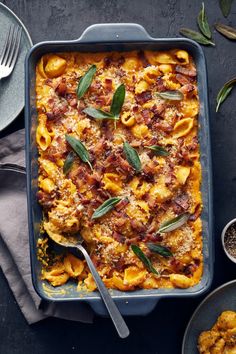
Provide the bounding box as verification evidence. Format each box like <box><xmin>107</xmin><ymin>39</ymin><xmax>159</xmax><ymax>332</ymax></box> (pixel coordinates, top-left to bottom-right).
<box><xmin>156</xmin><ymin>90</ymin><xmax>184</xmax><ymax>101</ymax></box>
<box><xmin>158</xmin><ymin>213</ymin><xmax>189</xmax><ymax>233</ymax></box>
<box><xmin>131</xmin><ymin>245</ymin><xmax>159</xmax><ymax>275</ymax></box>
<box><xmin>179</xmin><ymin>28</ymin><xmax>215</xmax><ymax>46</ymax></box>
<box><xmin>83</xmin><ymin>107</ymin><xmax>118</xmax><ymax>120</ymax></box>
<box><xmin>92</xmin><ymin>197</ymin><xmax>122</xmax><ymax>219</ymax></box>
<box><xmin>216</xmin><ymin>77</ymin><xmax>236</xmax><ymax>112</ymax></box>
<box><xmin>145</xmin><ymin>145</ymin><xmax>169</xmax><ymax>156</ymax></box>
<box><xmin>123</xmin><ymin>142</ymin><xmax>142</xmax><ymax>172</ymax></box>
<box><xmin>77</xmin><ymin>65</ymin><xmax>96</xmax><ymax>99</ymax></box>
<box><xmin>198</xmin><ymin>2</ymin><xmax>212</xmax><ymax>39</ymax></box>
<box><xmin>110</xmin><ymin>84</ymin><xmax>126</xmax><ymax>117</ymax></box>
<box><xmin>147</xmin><ymin>243</ymin><xmax>173</xmax><ymax>258</ymax></box>
<box><xmin>65</xmin><ymin>134</ymin><xmax>92</xmax><ymax>170</ymax></box>
<box><xmin>215</xmin><ymin>23</ymin><xmax>236</xmax><ymax>40</ymax></box>
<box><xmin>63</xmin><ymin>151</ymin><xmax>74</xmax><ymax>175</ymax></box>
<box><xmin>219</xmin><ymin>0</ymin><xmax>233</xmax><ymax>17</ymax></box>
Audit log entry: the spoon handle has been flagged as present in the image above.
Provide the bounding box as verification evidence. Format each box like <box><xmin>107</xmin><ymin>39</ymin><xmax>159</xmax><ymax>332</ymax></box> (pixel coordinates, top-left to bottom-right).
<box><xmin>76</xmin><ymin>244</ymin><xmax>130</xmax><ymax>339</ymax></box>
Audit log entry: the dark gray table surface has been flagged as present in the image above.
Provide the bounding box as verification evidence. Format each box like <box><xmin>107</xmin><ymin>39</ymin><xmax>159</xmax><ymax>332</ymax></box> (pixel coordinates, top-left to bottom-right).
<box><xmin>0</xmin><ymin>1</ymin><xmax>235</xmax><ymax>353</ymax></box>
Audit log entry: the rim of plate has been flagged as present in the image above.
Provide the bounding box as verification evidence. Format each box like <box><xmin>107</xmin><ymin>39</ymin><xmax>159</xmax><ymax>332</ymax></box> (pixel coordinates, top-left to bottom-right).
<box><xmin>182</xmin><ymin>279</ymin><xmax>236</xmax><ymax>354</ymax></box>
<box><xmin>0</xmin><ymin>2</ymin><xmax>33</xmax><ymax>132</ymax></box>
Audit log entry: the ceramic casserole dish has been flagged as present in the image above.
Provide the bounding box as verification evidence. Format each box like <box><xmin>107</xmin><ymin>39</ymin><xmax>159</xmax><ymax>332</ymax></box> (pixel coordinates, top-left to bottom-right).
<box><xmin>25</xmin><ymin>23</ymin><xmax>213</xmax><ymax>316</ymax></box>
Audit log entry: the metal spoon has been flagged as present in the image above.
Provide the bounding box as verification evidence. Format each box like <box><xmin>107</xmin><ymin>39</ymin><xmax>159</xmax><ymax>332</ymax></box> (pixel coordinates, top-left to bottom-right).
<box><xmin>47</xmin><ymin>232</ymin><xmax>130</xmax><ymax>338</ymax></box>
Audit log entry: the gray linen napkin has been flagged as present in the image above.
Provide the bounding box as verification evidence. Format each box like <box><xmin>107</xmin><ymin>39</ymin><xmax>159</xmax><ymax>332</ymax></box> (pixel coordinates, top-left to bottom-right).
<box><xmin>0</xmin><ymin>129</ymin><xmax>93</xmax><ymax>324</ymax></box>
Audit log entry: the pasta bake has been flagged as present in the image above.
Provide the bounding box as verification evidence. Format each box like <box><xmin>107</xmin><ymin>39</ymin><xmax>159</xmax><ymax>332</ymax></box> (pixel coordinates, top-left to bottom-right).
<box><xmin>36</xmin><ymin>49</ymin><xmax>203</xmax><ymax>291</ymax></box>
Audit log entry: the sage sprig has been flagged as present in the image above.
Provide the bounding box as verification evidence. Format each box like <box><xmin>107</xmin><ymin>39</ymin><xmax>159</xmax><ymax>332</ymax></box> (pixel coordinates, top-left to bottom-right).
<box><xmin>216</xmin><ymin>77</ymin><xmax>236</xmax><ymax>112</ymax></box>
<box><xmin>131</xmin><ymin>245</ymin><xmax>159</xmax><ymax>275</ymax></box>
<box><xmin>147</xmin><ymin>243</ymin><xmax>173</xmax><ymax>258</ymax></box>
<box><xmin>77</xmin><ymin>65</ymin><xmax>96</xmax><ymax>99</ymax></box>
<box><xmin>92</xmin><ymin>197</ymin><xmax>122</xmax><ymax>219</ymax></box>
<box><xmin>145</xmin><ymin>145</ymin><xmax>169</xmax><ymax>156</ymax></box>
<box><xmin>179</xmin><ymin>28</ymin><xmax>215</xmax><ymax>46</ymax></box>
<box><xmin>198</xmin><ymin>3</ymin><xmax>212</xmax><ymax>39</ymax></box>
<box><xmin>158</xmin><ymin>213</ymin><xmax>189</xmax><ymax>233</ymax></box>
<box><xmin>65</xmin><ymin>135</ymin><xmax>92</xmax><ymax>170</ymax></box>
<box><xmin>219</xmin><ymin>0</ymin><xmax>233</xmax><ymax>17</ymax></box>
<box><xmin>215</xmin><ymin>23</ymin><xmax>236</xmax><ymax>40</ymax></box>
<box><xmin>110</xmin><ymin>84</ymin><xmax>126</xmax><ymax>117</ymax></box>
<box><xmin>83</xmin><ymin>84</ymin><xmax>125</xmax><ymax>122</ymax></box>
<box><xmin>83</xmin><ymin>107</ymin><xmax>118</xmax><ymax>120</ymax></box>
<box><xmin>63</xmin><ymin>152</ymin><xmax>74</xmax><ymax>175</ymax></box>
<box><xmin>156</xmin><ymin>90</ymin><xmax>184</xmax><ymax>101</ymax></box>
<box><xmin>123</xmin><ymin>142</ymin><xmax>141</xmax><ymax>172</ymax></box>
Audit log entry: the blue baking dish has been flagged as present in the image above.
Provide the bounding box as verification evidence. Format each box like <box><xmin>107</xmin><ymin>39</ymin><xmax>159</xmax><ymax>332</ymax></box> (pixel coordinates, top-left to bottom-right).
<box><xmin>25</xmin><ymin>23</ymin><xmax>214</xmax><ymax>316</ymax></box>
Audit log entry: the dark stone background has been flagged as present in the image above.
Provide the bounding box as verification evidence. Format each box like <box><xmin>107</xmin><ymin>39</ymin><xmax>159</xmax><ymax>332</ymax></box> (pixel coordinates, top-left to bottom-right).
<box><xmin>0</xmin><ymin>1</ymin><xmax>235</xmax><ymax>353</ymax></box>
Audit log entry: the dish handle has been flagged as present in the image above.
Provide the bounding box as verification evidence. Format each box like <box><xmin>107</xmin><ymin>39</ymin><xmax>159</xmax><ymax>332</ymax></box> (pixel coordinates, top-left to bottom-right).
<box><xmin>89</xmin><ymin>298</ymin><xmax>159</xmax><ymax>317</ymax></box>
<box><xmin>78</xmin><ymin>23</ymin><xmax>151</xmax><ymax>42</ymax></box>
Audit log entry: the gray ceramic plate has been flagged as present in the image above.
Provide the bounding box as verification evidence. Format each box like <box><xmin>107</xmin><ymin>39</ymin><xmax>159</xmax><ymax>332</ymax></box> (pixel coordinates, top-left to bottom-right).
<box><xmin>182</xmin><ymin>280</ymin><xmax>236</xmax><ymax>353</ymax></box>
<box><xmin>0</xmin><ymin>2</ymin><xmax>32</xmax><ymax>132</ymax></box>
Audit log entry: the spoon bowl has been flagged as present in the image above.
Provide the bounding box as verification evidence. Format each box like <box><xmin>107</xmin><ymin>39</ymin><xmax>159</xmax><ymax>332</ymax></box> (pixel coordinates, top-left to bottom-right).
<box><xmin>46</xmin><ymin>228</ymin><xmax>130</xmax><ymax>338</ymax></box>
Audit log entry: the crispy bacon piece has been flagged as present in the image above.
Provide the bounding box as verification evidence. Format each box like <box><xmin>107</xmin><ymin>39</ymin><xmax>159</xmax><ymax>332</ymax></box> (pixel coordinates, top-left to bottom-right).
<box><xmin>55</xmin><ymin>78</ymin><xmax>67</xmax><ymax>97</ymax></box>
<box><xmin>141</xmin><ymin>109</ymin><xmax>152</xmax><ymax>124</ymax></box>
<box><xmin>175</xmin><ymin>73</ymin><xmax>192</xmax><ymax>85</ymax></box>
<box><xmin>173</xmin><ymin>194</ymin><xmax>190</xmax><ymax>214</ymax></box>
<box><xmin>156</xmin><ymin>77</ymin><xmax>166</xmax><ymax>92</ymax></box>
<box><xmin>113</xmin><ymin>231</ymin><xmax>125</xmax><ymax>244</ymax></box>
<box><xmin>151</xmin><ymin>103</ymin><xmax>166</xmax><ymax>117</ymax></box>
<box><xmin>101</xmin><ymin>121</ymin><xmax>114</xmax><ymax>141</ymax></box>
<box><xmin>153</xmin><ymin>121</ymin><xmax>172</xmax><ymax>133</ymax></box>
<box><xmin>65</xmin><ymin>93</ymin><xmax>77</xmax><ymax>108</ymax></box>
<box><xmin>135</xmin><ymin>91</ymin><xmax>152</xmax><ymax>104</ymax></box>
<box><xmin>104</xmin><ymin>78</ymin><xmax>113</xmax><ymax>92</ymax></box>
<box><xmin>104</xmin><ymin>152</ymin><xmax>132</xmax><ymax>173</ymax></box>
<box><xmin>44</xmin><ymin>136</ymin><xmax>68</xmax><ymax>161</ymax></box>
<box><xmin>179</xmin><ymin>84</ymin><xmax>195</xmax><ymax>94</ymax></box>
<box><xmin>175</xmin><ymin>65</ymin><xmax>197</xmax><ymax>77</ymax></box>
<box><xmin>46</xmin><ymin>100</ymin><xmax>68</xmax><ymax>120</ymax></box>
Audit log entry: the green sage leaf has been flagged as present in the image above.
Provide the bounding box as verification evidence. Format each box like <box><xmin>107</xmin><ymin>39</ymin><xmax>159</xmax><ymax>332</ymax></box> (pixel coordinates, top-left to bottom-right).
<box><xmin>219</xmin><ymin>0</ymin><xmax>233</xmax><ymax>17</ymax></box>
<box><xmin>147</xmin><ymin>243</ymin><xmax>173</xmax><ymax>258</ymax></box>
<box><xmin>63</xmin><ymin>152</ymin><xmax>74</xmax><ymax>175</ymax></box>
<box><xmin>158</xmin><ymin>213</ymin><xmax>189</xmax><ymax>233</ymax></box>
<box><xmin>156</xmin><ymin>90</ymin><xmax>184</xmax><ymax>101</ymax></box>
<box><xmin>131</xmin><ymin>245</ymin><xmax>159</xmax><ymax>275</ymax></box>
<box><xmin>145</xmin><ymin>145</ymin><xmax>169</xmax><ymax>156</ymax></box>
<box><xmin>77</xmin><ymin>65</ymin><xmax>96</xmax><ymax>99</ymax></box>
<box><xmin>216</xmin><ymin>77</ymin><xmax>236</xmax><ymax>112</ymax></box>
<box><xmin>123</xmin><ymin>142</ymin><xmax>141</xmax><ymax>172</ymax></box>
<box><xmin>198</xmin><ymin>3</ymin><xmax>212</xmax><ymax>39</ymax></box>
<box><xmin>179</xmin><ymin>28</ymin><xmax>215</xmax><ymax>46</ymax></box>
<box><xmin>92</xmin><ymin>197</ymin><xmax>122</xmax><ymax>219</ymax></box>
<box><xmin>215</xmin><ymin>23</ymin><xmax>236</xmax><ymax>40</ymax></box>
<box><xmin>65</xmin><ymin>134</ymin><xmax>92</xmax><ymax>170</ymax></box>
<box><xmin>83</xmin><ymin>107</ymin><xmax>118</xmax><ymax>120</ymax></box>
<box><xmin>110</xmin><ymin>84</ymin><xmax>126</xmax><ymax>117</ymax></box>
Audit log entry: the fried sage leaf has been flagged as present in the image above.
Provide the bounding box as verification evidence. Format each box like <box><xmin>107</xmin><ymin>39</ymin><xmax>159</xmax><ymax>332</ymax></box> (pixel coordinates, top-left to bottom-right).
<box><xmin>63</xmin><ymin>152</ymin><xmax>74</xmax><ymax>175</ymax></box>
<box><xmin>179</xmin><ymin>28</ymin><xmax>215</xmax><ymax>46</ymax></box>
<box><xmin>219</xmin><ymin>0</ymin><xmax>233</xmax><ymax>17</ymax></box>
<box><xmin>110</xmin><ymin>84</ymin><xmax>126</xmax><ymax>117</ymax></box>
<box><xmin>198</xmin><ymin>2</ymin><xmax>212</xmax><ymax>39</ymax></box>
<box><xmin>123</xmin><ymin>142</ymin><xmax>141</xmax><ymax>172</ymax></box>
<box><xmin>83</xmin><ymin>107</ymin><xmax>118</xmax><ymax>120</ymax></box>
<box><xmin>158</xmin><ymin>213</ymin><xmax>189</xmax><ymax>233</ymax></box>
<box><xmin>77</xmin><ymin>65</ymin><xmax>96</xmax><ymax>99</ymax></box>
<box><xmin>157</xmin><ymin>90</ymin><xmax>184</xmax><ymax>101</ymax></box>
<box><xmin>145</xmin><ymin>145</ymin><xmax>169</xmax><ymax>156</ymax></box>
<box><xmin>65</xmin><ymin>134</ymin><xmax>92</xmax><ymax>170</ymax></box>
<box><xmin>92</xmin><ymin>197</ymin><xmax>122</xmax><ymax>219</ymax></box>
<box><xmin>147</xmin><ymin>243</ymin><xmax>173</xmax><ymax>258</ymax></box>
<box><xmin>215</xmin><ymin>23</ymin><xmax>236</xmax><ymax>40</ymax></box>
<box><xmin>131</xmin><ymin>245</ymin><xmax>159</xmax><ymax>275</ymax></box>
<box><xmin>216</xmin><ymin>77</ymin><xmax>236</xmax><ymax>112</ymax></box>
